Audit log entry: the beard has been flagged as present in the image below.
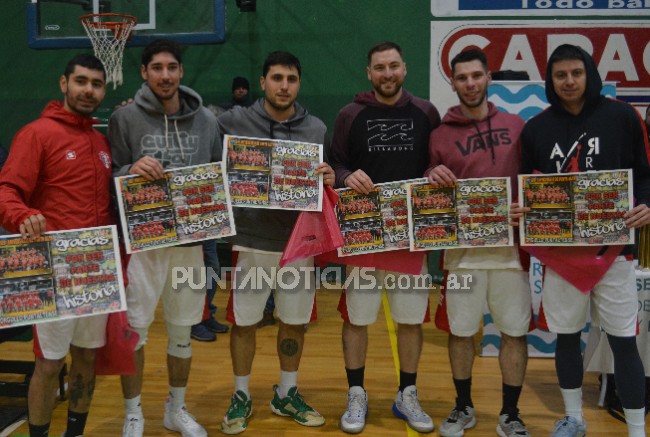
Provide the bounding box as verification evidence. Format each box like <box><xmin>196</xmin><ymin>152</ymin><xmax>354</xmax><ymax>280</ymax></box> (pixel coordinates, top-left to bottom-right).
<box><xmin>458</xmin><ymin>89</ymin><xmax>487</xmax><ymax>109</ymax></box>
<box><xmin>373</xmin><ymin>79</ymin><xmax>403</xmax><ymax>100</ymax></box>
<box><xmin>66</xmin><ymin>92</ymin><xmax>99</xmax><ymax>116</ymax></box>
<box><xmin>266</xmin><ymin>96</ymin><xmax>295</xmax><ymax>112</ymax></box>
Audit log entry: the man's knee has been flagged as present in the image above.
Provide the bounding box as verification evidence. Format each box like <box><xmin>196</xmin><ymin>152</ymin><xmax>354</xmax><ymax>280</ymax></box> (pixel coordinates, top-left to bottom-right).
<box><xmin>500</xmin><ymin>332</ymin><xmax>527</xmax><ymax>344</ymax></box>
<box><xmin>69</xmin><ymin>346</ymin><xmax>98</xmax><ymax>367</ymax></box>
<box><xmin>35</xmin><ymin>356</ymin><xmax>66</xmax><ymax>378</ymax></box>
<box><xmin>397</xmin><ymin>323</ymin><xmax>422</xmax><ymax>333</ymax></box>
<box><xmin>166</xmin><ymin>323</ymin><xmax>192</xmax><ymax>359</ymax></box>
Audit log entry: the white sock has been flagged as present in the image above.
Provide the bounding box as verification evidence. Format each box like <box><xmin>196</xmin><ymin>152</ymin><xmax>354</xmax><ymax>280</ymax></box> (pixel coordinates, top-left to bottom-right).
<box><xmin>560</xmin><ymin>387</ymin><xmax>584</xmax><ymax>424</ymax></box>
<box><xmin>168</xmin><ymin>386</ymin><xmax>186</xmax><ymax>411</ymax></box>
<box><xmin>235</xmin><ymin>375</ymin><xmax>251</xmax><ymax>397</ymax></box>
<box><xmin>124</xmin><ymin>395</ymin><xmax>142</xmax><ymax>415</ymax></box>
<box><xmin>623</xmin><ymin>407</ymin><xmax>646</xmax><ymax>437</ymax></box>
<box><xmin>278</xmin><ymin>370</ymin><xmax>298</xmax><ymax>398</ymax></box>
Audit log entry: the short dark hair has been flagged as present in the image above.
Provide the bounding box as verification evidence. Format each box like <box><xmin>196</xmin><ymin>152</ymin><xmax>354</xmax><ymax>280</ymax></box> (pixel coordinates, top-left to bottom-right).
<box><xmin>367</xmin><ymin>41</ymin><xmax>403</xmax><ymax>65</ymax></box>
<box><xmin>142</xmin><ymin>39</ymin><xmax>182</xmax><ymax>67</ymax></box>
<box><xmin>450</xmin><ymin>49</ymin><xmax>488</xmax><ymax>76</ymax></box>
<box><xmin>64</xmin><ymin>54</ymin><xmax>106</xmax><ymax>80</ymax></box>
<box><xmin>262</xmin><ymin>51</ymin><xmax>301</xmax><ymax>78</ymax></box>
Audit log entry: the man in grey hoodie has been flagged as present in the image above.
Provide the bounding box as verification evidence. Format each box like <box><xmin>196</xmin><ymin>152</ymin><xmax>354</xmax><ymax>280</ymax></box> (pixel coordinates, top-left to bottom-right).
<box><xmin>216</xmin><ymin>50</ymin><xmax>335</xmax><ymax>435</ymax></box>
<box><xmin>109</xmin><ymin>39</ymin><xmax>221</xmax><ymax>437</ymax></box>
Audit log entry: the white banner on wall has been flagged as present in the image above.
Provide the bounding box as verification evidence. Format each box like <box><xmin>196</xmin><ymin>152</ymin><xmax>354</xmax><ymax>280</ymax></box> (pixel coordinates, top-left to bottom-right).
<box><xmin>431</xmin><ymin>0</ymin><xmax>650</xmax><ymax>17</ymax></box>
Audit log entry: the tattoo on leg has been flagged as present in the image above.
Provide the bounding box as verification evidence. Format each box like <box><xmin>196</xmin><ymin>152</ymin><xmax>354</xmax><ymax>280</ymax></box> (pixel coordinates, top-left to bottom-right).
<box><xmin>280</xmin><ymin>338</ymin><xmax>299</xmax><ymax>357</ymax></box>
<box><xmin>86</xmin><ymin>377</ymin><xmax>96</xmax><ymax>401</ymax></box>
<box><xmin>68</xmin><ymin>374</ymin><xmax>84</xmax><ymax>409</ymax></box>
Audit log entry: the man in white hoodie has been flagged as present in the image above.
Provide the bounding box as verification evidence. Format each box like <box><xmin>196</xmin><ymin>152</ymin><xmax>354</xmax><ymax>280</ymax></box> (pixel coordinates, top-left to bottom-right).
<box><xmin>109</xmin><ymin>39</ymin><xmax>221</xmax><ymax>437</ymax></box>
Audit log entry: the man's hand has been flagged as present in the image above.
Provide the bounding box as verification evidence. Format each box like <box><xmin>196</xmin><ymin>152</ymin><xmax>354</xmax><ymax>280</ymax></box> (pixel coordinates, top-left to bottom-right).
<box><xmin>625</xmin><ymin>204</ymin><xmax>650</xmax><ymax>229</ymax></box>
<box><xmin>20</xmin><ymin>214</ymin><xmax>46</xmax><ymax>239</ymax></box>
<box><xmin>344</xmin><ymin>169</ymin><xmax>374</xmax><ymax>194</ymax></box>
<box><xmin>113</xmin><ymin>98</ymin><xmax>134</xmax><ymax>110</ymax></box>
<box><xmin>427</xmin><ymin>164</ymin><xmax>457</xmax><ymax>186</ymax></box>
<box><xmin>509</xmin><ymin>202</ymin><xmax>530</xmax><ymax>227</ymax></box>
<box><xmin>130</xmin><ymin>156</ymin><xmax>165</xmax><ymax>181</ymax></box>
<box><xmin>315</xmin><ymin>163</ymin><xmax>335</xmax><ymax>186</ymax></box>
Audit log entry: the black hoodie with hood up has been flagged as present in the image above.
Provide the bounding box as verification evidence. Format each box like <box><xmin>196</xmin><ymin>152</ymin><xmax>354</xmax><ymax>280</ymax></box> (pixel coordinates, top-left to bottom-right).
<box><xmin>521</xmin><ymin>44</ymin><xmax>650</xmax><ymax>206</ymax></box>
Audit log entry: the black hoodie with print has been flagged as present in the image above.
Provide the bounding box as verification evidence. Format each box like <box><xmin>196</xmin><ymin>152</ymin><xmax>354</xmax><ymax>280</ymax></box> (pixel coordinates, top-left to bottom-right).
<box><xmin>521</xmin><ymin>44</ymin><xmax>650</xmax><ymax>206</ymax></box>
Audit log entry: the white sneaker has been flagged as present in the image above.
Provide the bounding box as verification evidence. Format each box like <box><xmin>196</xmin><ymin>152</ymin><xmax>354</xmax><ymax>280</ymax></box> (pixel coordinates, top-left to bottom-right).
<box><xmin>163</xmin><ymin>399</ymin><xmax>207</xmax><ymax>437</ymax></box>
<box><xmin>340</xmin><ymin>386</ymin><xmax>368</xmax><ymax>434</ymax></box>
<box><xmin>438</xmin><ymin>406</ymin><xmax>476</xmax><ymax>437</ymax></box>
<box><xmin>392</xmin><ymin>385</ymin><xmax>435</xmax><ymax>433</ymax></box>
<box><xmin>122</xmin><ymin>412</ymin><xmax>145</xmax><ymax>437</ymax></box>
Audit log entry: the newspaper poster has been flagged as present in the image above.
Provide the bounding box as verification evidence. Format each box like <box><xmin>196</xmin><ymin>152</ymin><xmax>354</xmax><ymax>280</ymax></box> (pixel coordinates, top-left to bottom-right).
<box><xmin>407</xmin><ymin>178</ymin><xmax>513</xmax><ymax>251</ymax></box>
<box><xmin>223</xmin><ymin>135</ymin><xmax>323</xmax><ymax>211</ymax></box>
<box><xmin>519</xmin><ymin>170</ymin><xmax>633</xmax><ymax>246</ymax></box>
<box><xmin>335</xmin><ymin>179</ymin><xmax>425</xmax><ymax>256</ymax></box>
<box><xmin>115</xmin><ymin>162</ymin><xmax>236</xmax><ymax>253</ymax></box>
<box><xmin>0</xmin><ymin>225</ymin><xmax>126</xmax><ymax>328</ymax></box>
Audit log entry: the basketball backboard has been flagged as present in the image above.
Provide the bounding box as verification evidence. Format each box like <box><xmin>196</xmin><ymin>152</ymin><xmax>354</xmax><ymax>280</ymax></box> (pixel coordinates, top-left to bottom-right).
<box><xmin>27</xmin><ymin>0</ymin><xmax>225</xmax><ymax>49</ymax></box>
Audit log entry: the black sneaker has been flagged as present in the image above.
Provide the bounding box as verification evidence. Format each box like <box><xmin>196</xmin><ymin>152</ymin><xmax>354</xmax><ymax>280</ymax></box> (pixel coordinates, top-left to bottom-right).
<box><xmin>202</xmin><ymin>317</ymin><xmax>229</xmax><ymax>333</ymax></box>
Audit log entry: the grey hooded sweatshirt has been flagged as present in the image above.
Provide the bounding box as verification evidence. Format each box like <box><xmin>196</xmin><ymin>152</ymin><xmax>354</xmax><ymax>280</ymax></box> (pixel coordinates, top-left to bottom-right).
<box><xmin>109</xmin><ymin>82</ymin><xmax>222</xmax><ymax>177</ymax></box>
<box><xmin>217</xmin><ymin>98</ymin><xmax>327</xmax><ymax>252</ymax></box>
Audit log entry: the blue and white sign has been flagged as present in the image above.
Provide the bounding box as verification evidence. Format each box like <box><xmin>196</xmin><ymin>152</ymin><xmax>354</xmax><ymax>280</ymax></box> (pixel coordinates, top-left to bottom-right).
<box><xmin>431</xmin><ymin>0</ymin><xmax>650</xmax><ymax>17</ymax></box>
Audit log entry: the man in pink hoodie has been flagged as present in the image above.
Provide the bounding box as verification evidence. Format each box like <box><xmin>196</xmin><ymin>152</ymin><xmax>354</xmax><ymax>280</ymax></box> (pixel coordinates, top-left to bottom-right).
<box><xmin>426</xmin><ymin>49</ymin><xmax>531</xmax><ymax>437</ymax></box>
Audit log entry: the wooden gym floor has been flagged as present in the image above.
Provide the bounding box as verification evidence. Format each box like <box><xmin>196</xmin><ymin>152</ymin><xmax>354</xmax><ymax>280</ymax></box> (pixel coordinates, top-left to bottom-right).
<box><xmin>3</xmin><ymin>286</ymin><xmax>644</xmax><ymax>436</ymax></box>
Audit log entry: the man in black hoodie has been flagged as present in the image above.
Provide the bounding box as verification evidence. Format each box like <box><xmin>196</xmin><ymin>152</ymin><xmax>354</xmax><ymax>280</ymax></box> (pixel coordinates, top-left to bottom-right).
<box><xmin>513</xmin><ymin>44</ymin><xmax>650</xmax><ymax>437</ymax></box>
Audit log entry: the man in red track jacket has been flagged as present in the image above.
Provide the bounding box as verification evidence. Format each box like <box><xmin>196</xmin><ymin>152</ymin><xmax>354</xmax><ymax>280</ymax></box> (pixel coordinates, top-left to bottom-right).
<box><xmin>0</xmin><ymin>54</ymin><xmax>111</xmax><ymax>437</ymax></box>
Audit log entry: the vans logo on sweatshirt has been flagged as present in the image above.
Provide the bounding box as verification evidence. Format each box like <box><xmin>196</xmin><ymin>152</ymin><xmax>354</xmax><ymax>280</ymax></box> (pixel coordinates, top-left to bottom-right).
<box><xmin>366</xmin><ymin>119</ymin><xmax>414</xmax><ymax>152</ymax></box>
<box><xmin>454</xmin><ymin>128</ymin><xmax>512</xmax><ymax>156</ymax></box>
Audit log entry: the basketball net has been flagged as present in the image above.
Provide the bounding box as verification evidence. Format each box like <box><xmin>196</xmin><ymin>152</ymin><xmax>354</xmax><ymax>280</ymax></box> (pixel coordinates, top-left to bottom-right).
<box><xmin>80</xmin><ymin>13</ymin><xmax>137</xmax><ymax>89</ymax></box>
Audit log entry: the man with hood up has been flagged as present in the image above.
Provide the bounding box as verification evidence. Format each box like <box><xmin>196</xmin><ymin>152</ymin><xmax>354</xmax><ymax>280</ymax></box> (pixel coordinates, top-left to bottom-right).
<box><xmin>216</xmin><ymin>50</ymin><xmax>335</xmax><ymax>435</ymax></box>
<box><xmin>426</xmin><ymin>49</ymin><xmax>531</xmax><ymax>437</ymax></box>
<box><xmin>512</xmin><ymin>44</ymin><xmax>650</xmax><ymax>437</ymax></box>
<box><xmin>109</xmin><ymin>39</ymin><xmax>221</xmax><ymax>437</ymax></box>
<box><xmin>329</xmin><ymin>41</ymin><xmax>440</xmax><ymax>434</ymax></box>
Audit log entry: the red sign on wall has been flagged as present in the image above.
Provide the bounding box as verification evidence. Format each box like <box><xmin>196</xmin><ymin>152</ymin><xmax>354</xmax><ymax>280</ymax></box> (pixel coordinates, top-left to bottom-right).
<box><xmin>431</xmin><ymin>20</ymin><xmax>650</xmax><ymax>110</ymax></box>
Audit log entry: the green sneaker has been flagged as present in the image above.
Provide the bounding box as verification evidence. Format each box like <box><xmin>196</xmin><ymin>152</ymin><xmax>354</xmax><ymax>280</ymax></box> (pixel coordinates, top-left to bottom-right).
<box><xmin>269</xmin><ymin>385</ymin><xmax>325</xmax><ymax>427</ymax></box>
<box><xmin>221</xmin><ymin>390</ymin><xmax>252</xmax><ymax>435</ymax></box>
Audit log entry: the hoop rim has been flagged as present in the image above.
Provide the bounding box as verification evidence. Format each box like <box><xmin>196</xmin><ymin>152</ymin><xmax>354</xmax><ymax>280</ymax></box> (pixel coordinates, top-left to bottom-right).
<box><xmin>80</xmin><ymin>13</ymin><xmax>137</xmax><ymax>27</ymax></box>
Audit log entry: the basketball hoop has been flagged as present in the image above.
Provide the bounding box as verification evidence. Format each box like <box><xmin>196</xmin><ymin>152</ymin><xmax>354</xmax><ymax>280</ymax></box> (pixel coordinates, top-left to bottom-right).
<box><xmin>80</xmin><ymin>13</ymin><xmax>137</xmax><ymax>89</ymax></box>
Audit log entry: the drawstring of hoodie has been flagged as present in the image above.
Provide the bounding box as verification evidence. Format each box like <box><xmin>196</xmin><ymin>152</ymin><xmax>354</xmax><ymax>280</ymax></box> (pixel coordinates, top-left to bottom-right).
<box><xmin>164</xmin><ymin>113</ymin><xmax>186</xmax><ymax>164</ymax></box>
<box><xmin>174</xmin><ymin>119</ymin><xmax>184</xmax><ymax>163</ymax></box>
<box><xmin>471</xmin><ymin>116</ymin><xmax>495</xmax><ymax>164</ymax></box>
<box><xmin>269</xmin><ymin>120</ymin><xmax>293</xmax><ymax>140</ymax></box>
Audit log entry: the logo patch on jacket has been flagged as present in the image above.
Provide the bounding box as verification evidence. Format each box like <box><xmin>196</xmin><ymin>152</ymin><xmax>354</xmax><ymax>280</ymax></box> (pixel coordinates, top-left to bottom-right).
<box><xmin>98</xmin><ymin>151</ymin><xmax>111</xmax><ymax>169</ymax></box>
<box><xmin>65</xmin><ymin>150</ymin><xmax>76</xmax><ymax>160</ymax></box>
<box><xmin>366</xmin><ymin>119</ymin><xmax>414</xmax><ymax>152</ymax></box>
